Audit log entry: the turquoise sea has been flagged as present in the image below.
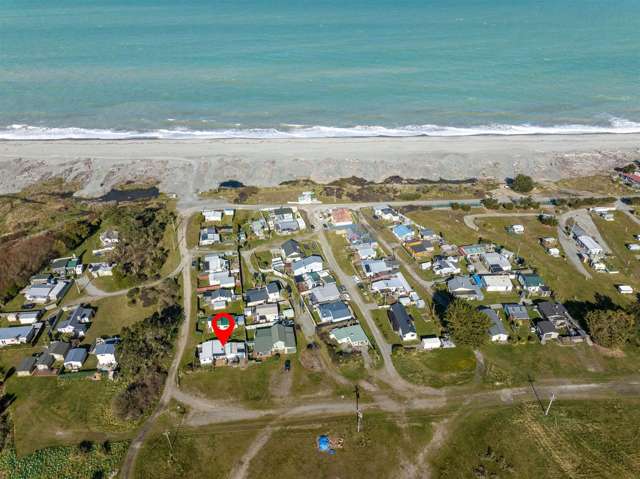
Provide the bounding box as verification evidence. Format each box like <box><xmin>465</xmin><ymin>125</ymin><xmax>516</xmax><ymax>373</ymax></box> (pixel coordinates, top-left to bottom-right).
<box><xmin>1</xmin><ymin>0</ymin><xmax>640</xmax><ymax>138</ymax></box>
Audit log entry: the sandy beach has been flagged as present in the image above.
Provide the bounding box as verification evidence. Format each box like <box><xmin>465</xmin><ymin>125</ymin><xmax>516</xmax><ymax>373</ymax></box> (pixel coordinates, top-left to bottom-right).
<box><xmin>1</xmin><ymin>134</ymin><xmax>639</xmax><ymax>198</ymax></box>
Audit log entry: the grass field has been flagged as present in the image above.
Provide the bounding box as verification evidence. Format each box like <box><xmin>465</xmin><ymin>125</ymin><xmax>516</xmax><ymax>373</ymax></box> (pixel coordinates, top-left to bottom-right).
<box><xmin>83</xmin><ymin>295</ymin><xmax>155</xmax><ymax>344</ymax></box>
<box><xmin>392</xmin><ymin>347</ymin><xmax>476</xmax><ymax>388</ymax></box>
<box><xmin>246</xmin><ymin>411</ymin><xmax>433</xmax><ymax>479</ymax></box>
<box><xmin>480</xmin><ymin>342</ymin><xmax>640</xmax><ymax>387</ymax></box>
<box><xmin>326</xmin><ymin>232</ymin><xmax>356</xmax><ymax>276</ymax></box>
<box><xmin>431</xmin><ymin>399</ymin><xmax>640</xmax><ymax>479</ymax></box>
<box><xmin>554</xmin><ymin>175</ymin><xmax>636</xmax><ymax>196</ymax></box>
<box><xmin>186</xmin><ymin>212</ymin><xmax>203</xmax><ymax>249</ymax></box>
<box><xmin>403</xmin><ymin>208</ymin><xmax>481</xmax><ymax>246</ymax></box>
<box><xmin>371</xmin><ymin>309</ymin><xmax>402</xmax><ymax>345</ymax></box>
<box><xmin>6</xmin><ymin>377</ymin><xmax>136</xmax><ymax>455</ymax></box>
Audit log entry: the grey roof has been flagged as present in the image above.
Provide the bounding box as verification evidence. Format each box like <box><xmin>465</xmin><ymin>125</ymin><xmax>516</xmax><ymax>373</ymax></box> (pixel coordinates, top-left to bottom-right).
<box><xmin>47</xmin><ymin>341</ymin><xmax>71</xmax><ymax>357</ymax></box>
<box><xmin>275</xmin><ymin>219</ymin><xmax>299</xmax><ymax>232</ymax></box>
<box><xmin>388</xmin><ymin>302</ymin><xmax>416</xmax><ymax>337</ymax></box>
<box><xmin>254</xmin><ymin>323</ymin><xmax>296</xmax><ymax>355</ymax></box>
<box><xmin>266</xmin><ymin>281</ymin><xmax>280</xmax><ymax>294</ymax></box>
<box><xmin>281</xmin><ymin>239</ymin><xmax>301</xmax><ymax>257</ymax></box>
<box><xmin>537</xmin><ymin>301</ymin><xmax>570</xmax><ymax>321</ymax></box>
<box><xmin>536</xmin><ymin>320</ymin><xmax>557</xmax><ymax>335</ymax></box>
<box><xmin>17</xmin><ymin>356</ymin><xmax>36</xmax><ymax>372</ymax></box>
<box><xmin>310</xmin><ymin>283</ymin><xmax>341</xmax><ymax>304</ymax></box>
<box><xmin>504</xmin><ymin>304</ymin><xmax>529</xmax><ymax>320</ymax></box>
<box><xmin>480</xmin><ymin>308</ymin><xmax>507</xmax><ymax>337</ymax></box>
<box><xmin>94</xmin><ymin>341</ymin><xmax>117</xmax><ymax>356</ymax></box>
<box><xmin>36</xmin><ymin>353</ymin><xmax>55</xmax><ymax>367</ymax></box>
<box><xmin>64</xmin><ymin>348</ymin><xmax>88</xmax><ymax>364</ymax></box>
<box><xmin>206</xmin><ymin>289</ymin><xmax>234</xmax><ymax>301</ymax></box>
<box><xmin>318</xmin><ymin>301</ymin><xmax>352</xmax><ymax>322</ymax></box>
<box><xmin>245</xmin><ymin>287</ymin><xmax>269</xmax><ymax>304</ymax></box>
<box><xmin>57</xmin><ymin>306</ymin><xmax>93</xmax><ymax>334</ymax></box>
<box><xmin>273</xmin><ymin>207</ymin><xmax>294</xmax><ymax>216</ymax></box>
<box><xmin>447</xmin><ymin>276</ymin><xmax>484</xmax><ymax>300</ymax></box>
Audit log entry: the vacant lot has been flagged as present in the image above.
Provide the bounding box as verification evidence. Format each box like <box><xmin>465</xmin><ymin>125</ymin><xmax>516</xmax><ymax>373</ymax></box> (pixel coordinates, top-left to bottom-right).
<box><xmin>393</xmin><ymin>347</ymin><xmax>476</xmax><ymax>388</ymax></box>
<box><xmin>403</xmin><ymin>208</ymin><xmax>481</xmax><ymax>245</ymax></box>
<box><xmin>247</xmin><ymin>411</ymin><xmax>433</xmax><ymax>479</ymax></box>
<box><xmin>432</xmin><ymin>399</ymin><xmax>640</xmax><ymax>479</ymax></box>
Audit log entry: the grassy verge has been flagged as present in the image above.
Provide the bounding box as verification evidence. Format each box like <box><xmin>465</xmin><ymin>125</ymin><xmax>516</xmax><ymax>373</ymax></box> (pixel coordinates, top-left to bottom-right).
<box><xmin>431</xmin><ymin>399</ymin><xmax>640</xmax><ymax>478</ymax></box>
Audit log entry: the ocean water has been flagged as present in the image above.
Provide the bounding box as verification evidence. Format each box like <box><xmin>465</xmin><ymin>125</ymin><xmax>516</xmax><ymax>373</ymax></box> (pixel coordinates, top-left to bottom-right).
<box><xmin>1</xmin><ymin>0</ymin><xmax>640</xmax><ymax>139</ymax></box>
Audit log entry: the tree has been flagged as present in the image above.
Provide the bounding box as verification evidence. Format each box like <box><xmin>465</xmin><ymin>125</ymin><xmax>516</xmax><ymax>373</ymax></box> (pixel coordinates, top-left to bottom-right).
<box><xmin>511</xmin><ymin>174</ymin><xmax>534</xmax><ymax>193</ymax></box>
<box><xmin>481</xmin><ymin>197</ymin><xmax>500</xmax><ymax>210</ymax></box>
<box><xmin>445</xmin><ymin>299</ymin><xmax>491</xmax><ymax>347</ymax></box>
<box><xmin>586</xmin><ymin>309</ymin><xmax>636</xmax><ymax>348</ymax></box>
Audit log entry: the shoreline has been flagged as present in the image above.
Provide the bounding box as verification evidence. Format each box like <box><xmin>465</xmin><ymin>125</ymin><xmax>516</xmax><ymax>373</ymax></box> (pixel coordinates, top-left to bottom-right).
<box><xmin>1</xmin><ymin>134</ymin><xmax>639</xmax><ymax>198</ymax></box>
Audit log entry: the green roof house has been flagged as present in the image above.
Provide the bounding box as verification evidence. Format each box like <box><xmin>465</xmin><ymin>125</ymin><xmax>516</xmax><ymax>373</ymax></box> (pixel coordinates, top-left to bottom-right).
<box><xmin>254</xmin><ymin>323</ymin><xmax>296</xmax><ymax>357</ymax></box>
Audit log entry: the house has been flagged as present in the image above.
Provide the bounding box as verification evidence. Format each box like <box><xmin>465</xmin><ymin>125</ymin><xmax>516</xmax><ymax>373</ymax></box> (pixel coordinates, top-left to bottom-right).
<box><xmin>88</xmin><ymin>262</ymin><xmax>115</xmax><ymax>278</ymax></box>
<box><xmin>203</xmin><ymin>209</ymin><xmax>223</xmax><ymax>222</ymax></box>
<box><xmin>620</xmin><ymin>172</ymin><xmax>640</xmax><ymax>188</ymax></box>
<box><xmin>64</xmin><ymin>348</ymin><xmax>88</xmax><ymax>372</ymax></box>
<box><xmin>57</xmin><ymin>305</ymin><xmax>93</xmax><ymax>337</ymax></box>
<box><xmin>291</xmin><ymin>256</ymin><xmax>324</xmax><ymax>276</ymax></box>
<box><xmin>447</xmin><ymin>276</ymin><xmax>484</xmax><ymax>301</ymax></box>
<box><xmin>29</xmin><ymin>273</ymin><xmax>54</xmax><ymax>285</ymax></box>
<box><xmin>374</xmin><ymin>205</ymin><xmax>401</xmax><ymax>222</ymax></box>
<box><xmin>420</xmin><ymin>228</ymin><xmax>439</xmax><ymax>241</ymax></box>
<box><xmin>272</xmin><ymin>207</ymin><xmax>300</xmax><ymax>233</ymax></box>
<box><xmin>199</xmin><ymin>227</ymin><xmax>220</xmax><ymax>246</ymax></box>
<box><xmin>204</xmin><ymin>289</ymin><xmax>235</xmax><ymax>309</ymax></box>
<box><xmin>508</xmin><ymin>224</ymin><xmax>525</xmax><ymax>234</ymax></box>
<box><xmin>432</xmin><ymin>258</ymin><xmax>461</xmax><ymax>277</ymax></box>
<box><xmin>503</xmin><ymin>304</ymin><xmax>530</xmax><ymax>325</ymax></box>
<box><xmin>355</xmin><ymin>243</ymin><xmax>377</xmax><ymax>260</ymax></box>
<box><xmin>254</xmin><ymin>323</ymin><xmax>297</xmax><ymax>357</ymax></box>
<box><xmin>331</xmin><ymin>208</ymin><xmax>353</xmax><ymax>226</ymax></box>
<box><xmin>281</xmin><ymin>239</ymin><xmax>302</xmax><ymax>262</ymax></box>
<box><xmin>245</xmin><ymin>287</ymin><xmax>269</xmax><ymax>307</ymax></box>
<box><xmin>371</xmin><ymin>272</ymin><xmax>412</xmax><ymax>295</ymax></box>
<box><xmin>203</xmin><ymin>254</ymin><xmax>229</xmax><ymax>273</ymax></box>
<box><xmin>16</xmin><ymin>357</ymin><xmax>36</xmax><ymax>377</ymax></box>
<box><xmin>481</xmin><ymin>252</ymin><xmax>512</xmax><ymax>273</ymax></box>
<box><xmin>251</xmin><ymin>218</ymin><xmax>268</xmax><ymax>238</ymax></box>
<box><xmin>93</xmin><ymin>338</ymin><xmax>119</xmax><ymax>370</ymax></box>
<box><xmin>518</xmin><ymin>273</ymin><xmax>549</xmax><ymax>295</ymax></box>
<box><xmin>309</xmin><ymin>283</ymin><xmax>341</xmax><ymax>305</ymax></box>
<box><xmin>329</xmin><ymin>324</ymin><xmax>369</xmax><ymax>348</ymax></box>
<box><xmin>198</xmin><ymin>340</ymin><xmax>247</xmax><ymax>365</ymax></box>
<box><xmin>207</xmin><ymin>271</ymin><xmax>236</xmax><ymax>289</ymax></box>
<box><xmin>0</xmin><ymin>325</ymin><xmax>36</xmax><ymax>346</ymax></box>
<box><xmin>537</xmin><ymin>301</ymin><xmax>572</xmax><ymax>327</ymax></box>
<box><xmin>388</xmin><ymin>302</ymin><xmax>417</xmax><ymax>342</ymax></box>
<box><xmin>35</xmin><ymin>353</ymin><xmax>55</xmax><ymax>372</ymax></box>
<box><xmin>480</xmin><ymin>308</ymin><xmax>509</xmax><ymax>342</ymax></box>
<box><xmin>392</xmin><ymin>224</ymin><xmax>414</xmax><ymax>242</ymax></box>
<box><xmin>422</xmin><ymin>337</ymin><xmax>442</xmax><ymax>350</ymax></box>
<box><xmin>99</xmin><ymin>229</ymin><xmax>119</xmax><ymax>246</ymax></box>
<box><xmin>297</xmin><ymin>191</ymin><xmax>317</xmax><ymax>204</ymax></box>
<box><xmin>480</xmin><ymin>275</ymin><xmax>513</xmax><ymax>293</ymax></box>
<box><xmin>576</xmin><ymin>235</ymin><xmax>604</xmax><ymax>258</ymax></box>
<box><xmin>405</xmin><ymin>240</ymin><xmax>434</xmax><ymax>259</ymax></box>
<box><xmin>318</xmin><ymin>301</ymin><xmax>352</xmax><ymax>323</ymax></box>
<box><xmin>46</xmin><ymin>341</ymin><xmax>71</xmax><ymax>361</ymax></box>
<box><xmin>10</xmin><ymin>310</ymin><xmax>43</xmax><ymax>325</ymax></box>
<box><xmin>536</xmin><ymin>320</ymin><xmax>559</xmax><ymax>343</ymax></box>
<box><xmin>24</xmin><ymin>281</ymin><xmax>69</xmax><ymax>304</ymax></box>
<box><xmin>459</xmin><ymin>244</ymin><xmax>488</xmax><ymax>258</ymax></box>
<box><xmin>251</xmin><ymin>303</ymin><xmax>279</xmax><ymax>323</ymax></box>
<box><xmin>223</xmin><ymin>208</ymin><xmax>235</xmax><ymax>217</ymax></box>
<box><xmin>361</xmin><ymin>259</ymin><xmax>394</xmax><ymax>278</ymax></box>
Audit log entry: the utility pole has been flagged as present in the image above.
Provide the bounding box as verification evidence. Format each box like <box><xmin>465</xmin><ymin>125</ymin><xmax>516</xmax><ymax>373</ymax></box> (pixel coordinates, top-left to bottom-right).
<box><xmin>163</xmin><ymin>431</ymin><xmax>174</xmax><ymax>463</ymax></box>
<box><xmin>545</xmin><ymin>392</ymin><xmax>556</xmax><ymax>416</ymax></box>
<box><xmin>355</xmin><ymin>385</ymin><xmax>363</xmax><ymax>432</ymax></box>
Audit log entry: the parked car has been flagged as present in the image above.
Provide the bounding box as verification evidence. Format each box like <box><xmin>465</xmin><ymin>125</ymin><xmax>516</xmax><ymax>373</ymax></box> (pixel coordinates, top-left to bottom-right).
<box><xmin>284</xmin><ymin>359</ymin><xmax>291</xmax><ymax>372</ymax></box>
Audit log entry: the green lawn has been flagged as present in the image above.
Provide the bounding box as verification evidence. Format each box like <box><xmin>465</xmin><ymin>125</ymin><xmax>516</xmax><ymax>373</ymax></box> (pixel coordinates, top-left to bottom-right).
<box><xmin>83</xmin><ymin>295</ymin><xmax>155</xmax><ymax>344</ymax></box>
<box><xmin>370</xmin><ymin>309</ymin><xmax>402</xmax><ymax>345</ymax></box>
<box><xmin>392</xmin><ymin>347</ymin><xmax>476</xmax><ymax>388</ymax></box>
<box><xmin>186</xmin><ymin>212</ymin><xmax>203</xmax><ymax>249</ymax></box>
<box><xmin>6</xmin><ymin>377</ymin><xmax>136</xmax><ymax>455</ymax></box>
<box><xmin>592</xmin><ymin>211</ymin><xmax>640</xmax><ymax>281</ymax></box>
<box><xmin>431</xmin><ymin>399</ymin><xmax>640</xmax><ymax>479</ymax></box>
<box><xmin>403</xmin><ymin>208</ymin><xmax>481</xmax><ymax>245</ymax></box>
<box><xmin>246</xmin><ymin>411</ymin><xmax>433</xmax><ymax>479</ymax></box>
<box><xmin>326</xmin><ymin>232</ymin><xmax>356</xmax><ymax>276</ymax></box>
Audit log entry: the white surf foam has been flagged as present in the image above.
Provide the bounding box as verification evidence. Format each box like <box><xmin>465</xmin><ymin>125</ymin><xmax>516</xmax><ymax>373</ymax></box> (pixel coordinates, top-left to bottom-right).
<box><xmin>1</xmin><ymin>118</ymin><xmax>640</xmax><ymax>140</ymax></box>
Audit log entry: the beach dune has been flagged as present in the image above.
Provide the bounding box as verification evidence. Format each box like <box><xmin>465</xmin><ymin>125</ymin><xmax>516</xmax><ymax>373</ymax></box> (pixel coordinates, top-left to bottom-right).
<box><xmin>1</xmin><ymin>135</ymin><xmax>639</xmax><ymax>198</ymax></box>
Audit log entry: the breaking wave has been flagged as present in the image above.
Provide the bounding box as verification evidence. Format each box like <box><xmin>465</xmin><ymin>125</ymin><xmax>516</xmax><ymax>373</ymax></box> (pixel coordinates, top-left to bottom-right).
<box><xmin>2</xmin><ymin>118</ymin><xmax>640</xmax><ymax>140</ymax></box>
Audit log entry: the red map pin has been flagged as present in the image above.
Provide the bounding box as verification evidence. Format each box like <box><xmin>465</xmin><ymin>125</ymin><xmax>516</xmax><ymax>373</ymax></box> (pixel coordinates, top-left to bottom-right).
<box><xmin>211</xmin><ymin>312</ymin><xmax>235</xmax><ymax>346</ymax></box>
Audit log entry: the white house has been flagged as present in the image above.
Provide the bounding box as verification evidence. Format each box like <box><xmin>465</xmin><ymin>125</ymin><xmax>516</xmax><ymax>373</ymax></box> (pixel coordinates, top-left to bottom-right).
<box><xmin>203</xmin><ymin>209</ymin><xmax>223</xmax><ymax>222</ymax></box>
<box><xmin>0</xmin><ymin>325</ymin><xmax>36</xmax><ymax>347</ymax></box>
<box><xmin>223</xmin><ymin>208</ymin><xmax>235</xmax><ymax>217</ymax></box>
<box><xmin>94</xmin><ymin>339</ymin><xmax>119</xmax><ymax>371</ymax></box>
<box><xmin>329</xmin><ymin>325</ymin><xmax>369</xmax><ymax>348</ymax></box>
<box><xmin>374</xmin><ymin>205</ymin><xmax>401</xmax><ymax>222</ymax></box>
<box><xmin>24</xmin><ymin>281</ymin><xmax>69</xmax><ymax>304</ymax></box>
<box><xmin>198</xmin><ymin>340</ymin><xmax>246</xmax><ymax>365</ymax></box>
<box><xmin>199</xmin><ymin>227</ymin><xmax>220</xmax><ymax>246</ymax></box>
<box><xmin>89</xmin><ymin>262</ymin><xmax>115</xmax><ymax>278</ymax></box>
<box><xmin>291</xmin><ymin>256</ymin><xmax>324</xmax><ymax>276</ymax></box>
<box><xmin>481</xmin><ymin>252</ymin><xmax>512</xmax><ymax>272</ymax></box>
<box><xmin>432</xmin><ymin>259</ymin><xmax>461</xmax><ymax>276</ymax></box>
<box><xmin>203</xmin><ymin>254</ymin><xmax>229</xmax><ymax>273</ymax></box>
<box><xmin>481</xmin><ymin>275</ymin><xmax>514</xmax><ymax>293</ymax></box>
<box><xmin>309</xmin><ymin>283</ymin><xmax>341</xmax><ymax>304</ymax></box>
<box><xmin>251</xmin><ymin>303</ymin><xmax>279</xmax><ymax>323</ymax></box>
<box><xmin>355</xmin><ymin>243</ymin><xmax>377</xmax><ymax>260</ymax></box>
<box><xmin>208</xmin><ymin>271</ymin><xmax>236</xmax><ymax>289</ymax></box>
<box><xmin>371</xmin><ymin>272</ymin><xmax>412</xmax><ymax>294</ymax></box>
<box><xmin>480</xmin><ymin>308</ymin><xmax>509</xmax><ymax>342</ymax></box>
